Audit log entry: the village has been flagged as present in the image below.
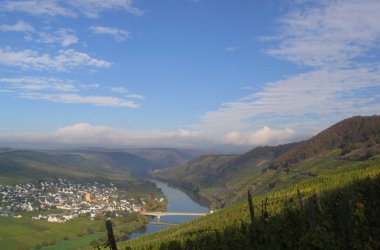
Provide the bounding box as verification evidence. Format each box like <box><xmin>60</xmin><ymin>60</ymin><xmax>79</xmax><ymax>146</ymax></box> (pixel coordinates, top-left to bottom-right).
<box><xmin>0</xmin><ymin>177</ymin><xmax>164</xmax><ymax>223</ymax></box>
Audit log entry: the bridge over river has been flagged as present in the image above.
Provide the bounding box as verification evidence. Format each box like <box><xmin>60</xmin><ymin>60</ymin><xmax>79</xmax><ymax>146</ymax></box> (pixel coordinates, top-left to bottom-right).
<box><xmin>141</xmin><ymin>211</ymin><xmax>208</xmax><ymax>221</ymax></box>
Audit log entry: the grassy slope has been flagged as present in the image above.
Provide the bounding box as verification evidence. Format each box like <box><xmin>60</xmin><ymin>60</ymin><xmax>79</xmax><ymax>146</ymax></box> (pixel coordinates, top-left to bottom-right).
<box><xmin>122</xmin><ymin>155</ymin><xmax>380</xmax><ymax>249</ymax></box>
<box><xmin>0</xmin><ymin>215</ymin><xmax>149</xmax><ymax>250</ymax></box>
<box><xmin>0</xmin><ymin>217</ymin><xmax>103</xmax><ymax>250</ymax></box>
<box><xmin>41</xmin><ymin>232</ymin><xmax>104</xmax><ymax>250</ymax></box>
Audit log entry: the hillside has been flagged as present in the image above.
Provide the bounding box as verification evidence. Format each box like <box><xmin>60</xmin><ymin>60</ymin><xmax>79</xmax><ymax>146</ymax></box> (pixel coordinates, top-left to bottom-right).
<box><xmin>124</xmin><ymin>158</ymin><xmax>380</xmax><ymax>249</ymax></box>
<box><xmin>0</xmin><ymin>149</ymin><xmax>161</xmax><ymax>194</ymax></box>
<box><xmin>271</xmin><ymin>115</ymin><xmax>380</xmax><ymax>169</ymax></box>
<box><xmin>154</xmin><ymin>115</ymin><xmax>380</xmax><ymax>207</ymax></box>
<box><xmin>154</xmin><ymin>143</ymin><xmax>299</xmax><ymax>207</ymax></box>
<box><xmin>123</xmin><ymin>148</ymin><xmax>207</xmax><ymax>169</ymax></box>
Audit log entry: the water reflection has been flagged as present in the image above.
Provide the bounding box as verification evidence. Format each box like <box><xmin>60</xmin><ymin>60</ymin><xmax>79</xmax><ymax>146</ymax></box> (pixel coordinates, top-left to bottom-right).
<box><xmin>128</xmin><ymin>179</ymin><xmax>208</xmax><ymax>239</ymax></box>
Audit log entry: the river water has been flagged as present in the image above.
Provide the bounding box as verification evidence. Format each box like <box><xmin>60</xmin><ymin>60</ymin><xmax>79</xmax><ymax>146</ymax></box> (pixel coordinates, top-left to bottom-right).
<box><xmin>129</xmin><ymin>179</ymin><xmax>209</xmax><ymax>239</ymax></box>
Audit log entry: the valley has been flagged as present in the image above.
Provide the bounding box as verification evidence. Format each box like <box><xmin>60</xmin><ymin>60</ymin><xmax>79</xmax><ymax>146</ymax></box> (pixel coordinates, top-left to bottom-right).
<box><xmin>0</xmin><ymin>148</ymin><xmax>205</xmax><ymax>249</ymax></box>
<box><xmin>2</xmin><ymin>1</ymin><xmax>380</xmax><ymax>249</ymax></box>
<box><xmin>154</xmin><ymin>116</ymin><xmax>380</xmax><ymax>207</ymax></box>
<box><xmin>1</xmin><ymin>116</ymin><xmax>380</xmax><ymax>250</ymax></box>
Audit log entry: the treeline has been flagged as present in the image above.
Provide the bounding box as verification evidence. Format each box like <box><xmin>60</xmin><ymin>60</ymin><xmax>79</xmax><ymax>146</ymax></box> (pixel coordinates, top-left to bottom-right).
<box><xmin>124</xmin><ymin>173</ymin><xmax>380</xmax><ymax>250</ymax></box>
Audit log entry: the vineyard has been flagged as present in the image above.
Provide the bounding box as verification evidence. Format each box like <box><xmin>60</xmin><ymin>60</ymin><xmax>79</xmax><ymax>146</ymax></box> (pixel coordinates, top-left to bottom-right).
<box><xmin>121</xmin><ymin>156</ymin><xmax>380</xmax><ymax>249</ymax></box>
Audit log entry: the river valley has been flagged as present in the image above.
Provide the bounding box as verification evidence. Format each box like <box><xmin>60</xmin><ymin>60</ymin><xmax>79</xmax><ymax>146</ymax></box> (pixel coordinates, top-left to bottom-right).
<box><xmin>129</xmin><ymin>179</ymin><xmax>209</xmax><ymax>239</ymax></box>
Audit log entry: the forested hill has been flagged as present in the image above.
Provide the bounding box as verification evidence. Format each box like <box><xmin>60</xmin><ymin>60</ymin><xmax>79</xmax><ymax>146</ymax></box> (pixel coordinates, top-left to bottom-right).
<box><xmin>154</xmin><ymin>115</ymin><xmax>380</xmax><ymax>207</ymax></box>
<box><xmin>0</xmin><ymin>150</ymin><xmax>158</xmax><ymax>186</ymax></box>
<box><xmin>0</xmin><ymin>147</ymin><xmax>207</xmax><ymax>186</ymax></box>
<box><xmin>270</xmin><ymin>115</ymin><xmax>380</xmax><ymax>169</ymax></box>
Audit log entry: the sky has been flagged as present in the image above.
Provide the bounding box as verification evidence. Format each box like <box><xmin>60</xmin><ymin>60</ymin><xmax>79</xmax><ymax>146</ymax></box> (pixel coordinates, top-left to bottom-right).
<box><xmin>0</xmin><ymin>0</ymin><xmax>379</xmax><ymax>150</ymax></box>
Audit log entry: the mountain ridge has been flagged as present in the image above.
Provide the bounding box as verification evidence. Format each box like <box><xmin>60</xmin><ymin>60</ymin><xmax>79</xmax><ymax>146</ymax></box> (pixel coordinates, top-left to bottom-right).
<box><xmin>154</xmin><ymin>115</ymin><xmax>380</xmax><ymax>207</ymax></box>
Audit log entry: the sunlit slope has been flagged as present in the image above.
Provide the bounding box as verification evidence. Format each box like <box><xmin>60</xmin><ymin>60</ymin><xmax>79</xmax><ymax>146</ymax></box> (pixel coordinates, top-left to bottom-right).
<box><xmin>155</xmin><ymin>116</ymin><xmax>380</xmax><ymax>206</ymax></box>
<box><xmin>123</xmin><ymin>156</ymin><xmax>380</xmax><ymax>250</ymax></box>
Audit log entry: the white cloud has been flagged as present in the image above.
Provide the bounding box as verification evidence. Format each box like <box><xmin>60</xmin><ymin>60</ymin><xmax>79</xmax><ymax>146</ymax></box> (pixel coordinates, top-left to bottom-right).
<box><xmin>110</xmin><ymin>87</ymin><xmax>128</xmax><ymax>93</ymax></box>
<box><xmin>0</xmin><ymin>20</ymin><xmax>34</xmax><ymax>32</ymax></box>
<box><xmin>0</xmin><ymin>89</ymin><xmax>13</xmax><ymax>93</ymax></box>
<box><xmin>192</xmin><ymin>0</ymin><xmax>380</xmax><ymax>147</ymax></box>
<box><xmin>0</xmin><ymin>123</ymin><xmax>202</xmax><ymax>148</ymax></box>
<box><xmin>89</xmin><ymin>26</ymin><xmax>129</xmax><ymax>41</ymax></box>
<box><xmin>20</xmin><ymin>93</ymin><xmax>140</xmax><ymax>108</ymax></box>
<box><xmin>36</xmin><ymin>29</ymin><xmax>78</xmax><ymax>47</ymax></box>
<box><xmin>57</xmin><ymin>123</ymin><xmax>110</xmax><ymax>135</ymax></box>
<box><xmin>0</xmin><ymin>77</ymin><xmax>78</xmax><ymax>92</ymax></box>
<box><xmin>225</xmin><ymin>127</ymin><xmax>295</xmax><ymax>145</ymax></box>
<box><xmin>266</xmin><ymin>0</ymin><xmax>380</xmax><ymax>68</ymax></box>
<box><xmin>198</xmin><ymin>67</ymin><xmax>380</xmax><ymax>139</ymax></box>
<box><xmin>68</xmin><ymin>0</ymin><xmax>143</xmax><ymax>18</ymax></box>
<box><xmin>80</xmin><ymin>83</ymin><xmax>100</xmax><ymax>89</ymax></box>
<box><xmin>1</xmin><ymin>0</ymin><xmax>380</xmax><ymax>149</ymax></box>
<box><xmin>0</xmin><ymin>123</ymin><xmax>294</xmax><ymax>148</ymax></box>
<box><xmin>0</xmin><ymin>76</ymin><xmax>145</xmax><ymax>109</ymax></box>
<box><xmin>127</xmin><ymin>94</ymin><xmax>145</xmax><ymax>99</ymax></box>
<box><xmin>1</xmin><ymin>0</ymin><xmax>143</xmax><ymax>18</ymax></box>
<box><xmin>1</xmin><ymin>22</ymin><xmax>78</xmax><ymax>47</ymax></box>
<box><xmin>1</xmin><ymin>0</ymin><xmax>76</xmax><ymax>17</ymax></box>
<box><xmin>0</xmin><ymin>47</ymin><xmax>111</xmax><ymax>71</ymax></box>
<box><xmin>224</xmin><ymin>47</ymin><xmax>238</xmax><ymax>52</ymax></box>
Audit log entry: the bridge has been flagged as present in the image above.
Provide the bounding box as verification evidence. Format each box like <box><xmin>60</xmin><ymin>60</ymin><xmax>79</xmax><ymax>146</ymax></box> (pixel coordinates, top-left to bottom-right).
<box><xmin>148</xmin><ymin>221</ymin><xmax>178</xmax><ymax>226</ymax></box>
<box><xmin>141</xmin><ymin>211</ymin><xmax>208</xmax><ymax>221</ymax></box>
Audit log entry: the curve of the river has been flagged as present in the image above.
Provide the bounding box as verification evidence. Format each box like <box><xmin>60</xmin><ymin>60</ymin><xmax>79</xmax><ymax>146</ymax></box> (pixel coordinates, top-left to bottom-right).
<box><xmin>129</xmin><ymin>179</ymin><xmax>209</xmax><ymax>239</ymax></box>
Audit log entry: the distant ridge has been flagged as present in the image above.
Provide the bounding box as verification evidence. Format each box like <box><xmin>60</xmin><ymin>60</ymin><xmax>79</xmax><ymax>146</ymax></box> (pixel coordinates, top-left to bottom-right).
<box><xmin>271</xmin><ymin>115</ymin><xmax>380</xmax><ymax>170</ymax></box>
<box><xmin>154</xmin><ymin>115</ymin><xmax>380</xmax><ymax>206</ymax></box>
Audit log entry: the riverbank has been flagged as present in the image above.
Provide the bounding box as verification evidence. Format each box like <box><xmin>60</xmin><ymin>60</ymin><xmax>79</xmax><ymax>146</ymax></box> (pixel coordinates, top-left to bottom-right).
<box><xmin>151</xmin><ymin>175</ymin><xmax>219</xmax><ymax>208</ymax></box>
<box><xmin>124</xmin><ymin>179</ymin><xmax>209</xmax><ymax>241</ymax></box>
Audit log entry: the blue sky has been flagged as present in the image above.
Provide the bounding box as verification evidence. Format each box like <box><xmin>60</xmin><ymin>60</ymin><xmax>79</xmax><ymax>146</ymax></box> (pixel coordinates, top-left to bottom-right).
<box><xmin>0</xmin><ymin>0</ymin><xmax>379</xmax><ymax>150</ymax></box>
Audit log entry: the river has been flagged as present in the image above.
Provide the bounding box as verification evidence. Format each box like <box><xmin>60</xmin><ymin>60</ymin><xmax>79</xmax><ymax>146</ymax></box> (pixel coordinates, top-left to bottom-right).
<box><xmin>128</xmin><ymin>179</ymin><xmax>209</xmax><ymax>239</ymax></box>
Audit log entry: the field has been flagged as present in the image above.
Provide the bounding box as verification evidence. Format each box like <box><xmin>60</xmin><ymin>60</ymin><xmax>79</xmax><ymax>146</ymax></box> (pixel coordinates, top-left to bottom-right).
<box><xmin>0</xmin><ymin>217</ymin><xmax>102</xmax><ymax>249</ymax></box>
<box><xmin>0</xmin><ymin>214</ymin><xmax>149</xmax><ymax>250</ymax></box>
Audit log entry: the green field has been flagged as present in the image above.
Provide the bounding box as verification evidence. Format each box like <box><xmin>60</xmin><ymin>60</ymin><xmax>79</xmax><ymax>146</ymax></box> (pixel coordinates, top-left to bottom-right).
<box><xmin>0</xmin><ymin>217</ymin><xmax>101</xmax><ymax>249</ymax></box>
<box><xmin>0</xmin><ymin>214</ymin><xmax>149</xmax><ymax>250</ymax></box>
<box><xmin>40</xmin><ymin>232</ymin><xmax>104</xmax><ymax>250</ymax></box>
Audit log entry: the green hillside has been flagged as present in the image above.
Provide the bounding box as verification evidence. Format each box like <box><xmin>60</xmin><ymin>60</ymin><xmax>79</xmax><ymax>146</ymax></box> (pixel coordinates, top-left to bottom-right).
<box><xmin>0</xmin><ymin>150</ymin><xmax>160</xmax><ymax>193</ymax></box>
<box><xmin>154</xmin><ymin>116</ymin><xmax>380</xmax><ymax>207</ymax></box>
<box><xmin>123</xmin><ymin>156</ymin><xmax>380</xmax><ymax>249</ymax></box>
<box><xmin>0</xmin><ymin>148</ymin><xmax>202</xmax><ymax>187</ymax></box>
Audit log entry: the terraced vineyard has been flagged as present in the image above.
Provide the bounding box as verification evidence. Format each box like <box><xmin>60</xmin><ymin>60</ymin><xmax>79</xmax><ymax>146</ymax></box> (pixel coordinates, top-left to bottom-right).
<box><xmin>121</xmin><ymin>156</ymin><xmax>380</xmax><ymax>250</ymax></box>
